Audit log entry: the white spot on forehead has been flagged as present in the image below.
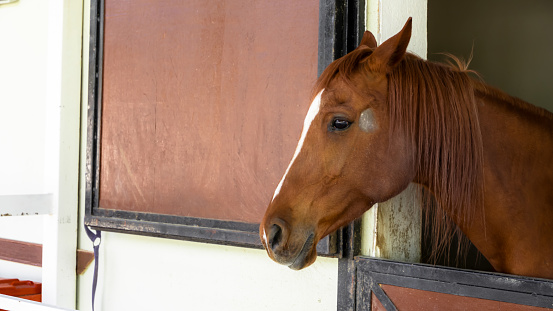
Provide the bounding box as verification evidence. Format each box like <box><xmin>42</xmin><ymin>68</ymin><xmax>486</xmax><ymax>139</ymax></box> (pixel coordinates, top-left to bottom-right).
<box><xmin>359</xmin><ymin>108</ymin><xmax>377</xmax><ymax>132</ymax></box>
<box><xmin>272</xmin><ymin>89</ymin><xmax>324</xmax><ymax>201</ymax></box>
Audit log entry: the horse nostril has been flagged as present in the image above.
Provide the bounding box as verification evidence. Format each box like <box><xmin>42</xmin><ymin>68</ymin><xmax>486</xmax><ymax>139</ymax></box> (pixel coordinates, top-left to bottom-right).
<box><xmin>268</xmin><ymin>223</ymin><xmax>283</xmax><ymax>252</ymax></box>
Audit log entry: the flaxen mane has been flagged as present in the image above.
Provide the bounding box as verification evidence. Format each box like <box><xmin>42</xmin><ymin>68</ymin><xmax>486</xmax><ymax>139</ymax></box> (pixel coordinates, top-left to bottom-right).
<box><xmin>314</xmin><ymin>47</ymin><xmax>486</xmax><ymax>263</ymax></box>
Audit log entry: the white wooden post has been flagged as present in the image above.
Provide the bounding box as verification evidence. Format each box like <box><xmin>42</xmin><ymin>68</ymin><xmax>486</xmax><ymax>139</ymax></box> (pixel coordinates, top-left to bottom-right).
<box><xmin>41</xmin><ymin>0</ymin><xmax>83</xmax><ymax>308</ymax></box>
<box><xmin>360</xmin><ymin>0</ymin><xmax>427</xmax><ymax>263</ymax></box>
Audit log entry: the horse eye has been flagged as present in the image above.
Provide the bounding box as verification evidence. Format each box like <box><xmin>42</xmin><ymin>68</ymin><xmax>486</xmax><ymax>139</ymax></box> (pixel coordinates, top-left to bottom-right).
<box><xmin>329</xmin><ymin>118</ymin><xmax>352</xmax><ymax>132</ymax></box>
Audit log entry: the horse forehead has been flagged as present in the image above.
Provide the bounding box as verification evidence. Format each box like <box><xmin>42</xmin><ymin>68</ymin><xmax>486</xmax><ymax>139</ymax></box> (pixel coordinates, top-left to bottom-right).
<box><xmin>323</xmin><ymin>79</ymin><xmax>376</xmax><ymax>108</ymax></box>
<box><xmin>322</xmin><ymin>80</ymin><xmax>351</xmax><ymax>99</ymax></box>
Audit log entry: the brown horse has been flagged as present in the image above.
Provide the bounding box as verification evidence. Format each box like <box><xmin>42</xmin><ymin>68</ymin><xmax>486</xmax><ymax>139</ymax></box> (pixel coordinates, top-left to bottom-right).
<box><xmin>260</xmin><ymin>18</ymin><xmax>553</xmax><ymax>279</ymax></box>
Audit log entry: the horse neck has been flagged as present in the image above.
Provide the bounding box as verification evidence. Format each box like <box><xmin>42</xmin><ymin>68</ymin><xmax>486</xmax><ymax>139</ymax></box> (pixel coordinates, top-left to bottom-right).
<box><xmin>464</xmin><ymin>82</ymin><xmax>553</xmax><ymax>276</ymax></box>
<box><xmin>476</xmin><ymin>82</ymin><xmax>553</xmax><ymax>209</ymax></box>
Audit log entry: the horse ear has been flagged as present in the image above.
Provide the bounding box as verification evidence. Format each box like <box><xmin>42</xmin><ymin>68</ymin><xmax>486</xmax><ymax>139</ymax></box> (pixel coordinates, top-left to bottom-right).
<box><xmin>358</xmin><ymin>31</ymin><xmax>377</xmax><ymax>49</ymax></box>
<box><xmin>367</xmin><ymin>17</ymin><xmax>412</xmax><ymax>73</ymax></box>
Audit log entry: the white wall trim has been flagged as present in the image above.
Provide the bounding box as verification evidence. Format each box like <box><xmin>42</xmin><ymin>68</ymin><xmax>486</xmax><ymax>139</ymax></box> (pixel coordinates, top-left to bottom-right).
<box><xmin>0</xmin><ymin>294</ymin><xmax>76</xmax><ymax>311</ymax></box>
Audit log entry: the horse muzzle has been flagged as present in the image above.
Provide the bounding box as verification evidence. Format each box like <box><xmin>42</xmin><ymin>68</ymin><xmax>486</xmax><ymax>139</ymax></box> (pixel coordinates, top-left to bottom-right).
<box><xmin>260</xmin><ymin>218</ymin><xmax>317</xmax><ymax>270</ymax></box>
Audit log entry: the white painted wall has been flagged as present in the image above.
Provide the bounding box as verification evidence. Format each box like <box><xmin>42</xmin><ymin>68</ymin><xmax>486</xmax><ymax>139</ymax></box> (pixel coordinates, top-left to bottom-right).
<box><xmin>0</xmin><ymin>0</ymin><xmax>51</xmax><ymax>284</ymax></box>
<box><xmin>0</xmin><ymin>0</ymin><xmax>49</xmax><ymax>196</ymax></box>
<box><xmin>78</xmin><ymin>233</ymin><xmax>338</xmax><ymax>311</ymax></box>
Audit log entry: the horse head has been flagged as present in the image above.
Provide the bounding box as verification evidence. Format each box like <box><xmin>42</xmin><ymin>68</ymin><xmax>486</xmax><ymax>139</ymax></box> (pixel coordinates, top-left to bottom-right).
<box><xmin>260</xmin><ymin>18</ymin><xmax>415</xmax><ymax>270</ymax></box>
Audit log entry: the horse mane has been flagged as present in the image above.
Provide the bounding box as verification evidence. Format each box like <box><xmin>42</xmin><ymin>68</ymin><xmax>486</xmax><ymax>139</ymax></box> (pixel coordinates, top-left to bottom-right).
<box><xmin>314</xmin><ymin>48</ymin><xmax>487</xmax><ymax>264</ymax></box>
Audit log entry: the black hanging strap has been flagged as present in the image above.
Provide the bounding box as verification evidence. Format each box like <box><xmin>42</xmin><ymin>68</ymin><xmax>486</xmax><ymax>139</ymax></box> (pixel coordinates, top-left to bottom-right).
<box><xmin>84</xmin><ymin>225</ymin><xmax>101</xmax><ymax>311</ymax></box>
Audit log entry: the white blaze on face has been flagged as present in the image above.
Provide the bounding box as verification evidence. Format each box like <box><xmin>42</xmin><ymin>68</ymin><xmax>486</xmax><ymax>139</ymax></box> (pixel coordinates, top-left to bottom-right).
<box><xmin>272</xmin><ymin>89</ymin><xmax>324</xmax><ymax>202</ymax></box>
<box><xmin>262</xmin><ymin>227</ymin><xmax>268</xmax><ymax>247</ymax></box>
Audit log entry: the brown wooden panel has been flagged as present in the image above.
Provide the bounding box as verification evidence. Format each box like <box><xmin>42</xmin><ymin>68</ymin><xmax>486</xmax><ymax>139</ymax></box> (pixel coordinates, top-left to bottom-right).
<box><xmin>100</xmin><ymin>0</ymin><xmax>319</xmax><ymax>223</ymax></box>
<box><xmin>0</xmin><ymin>238</ymin><xmax>41</xmax><ymax>267</ymax></box>
<box><xmin>76</xmin><ymin>249</ymin><xmax>94</xmax><ymax>275</ymax></box>
<box><xmin>0</xmin><ymin>238</ymin><xmax>93</xmax><ymax>274</ymax></box>
<box><xmin>371</xmin><ymin>293</ymin><xmax>385</xmax><ymax>311</ymax></box>
<box><xmin>380</xmin><ymin>284</ymin><xmax>551</xmax><ymax>310</ymax></box>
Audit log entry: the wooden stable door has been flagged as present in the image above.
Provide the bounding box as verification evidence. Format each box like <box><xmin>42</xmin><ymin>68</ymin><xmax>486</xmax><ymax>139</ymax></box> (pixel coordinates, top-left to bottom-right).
<box><xmin>99</xmin><ymin>0</ymin><xmax>319</xmax><ymax>223</ymax></box>
<box><xmin>356</xmin><ymin>258</ymin><xmax>553</xmax><ymax>310</ymax></box>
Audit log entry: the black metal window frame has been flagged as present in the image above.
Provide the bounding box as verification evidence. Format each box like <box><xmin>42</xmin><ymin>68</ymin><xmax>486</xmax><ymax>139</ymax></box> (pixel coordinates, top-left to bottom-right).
<box><xmin>84</xmin><ymin>0</ymin><xmax>365</xmax><ymax>256</ymax></box>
